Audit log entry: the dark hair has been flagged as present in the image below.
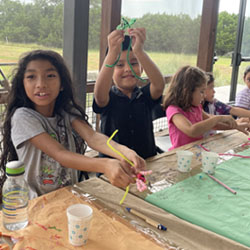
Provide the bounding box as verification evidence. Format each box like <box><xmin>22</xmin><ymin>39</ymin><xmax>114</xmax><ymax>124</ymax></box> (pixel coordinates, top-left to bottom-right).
<box><xmin>0</xmin><ymin>50</ymin><xmax>88</xmax><ymax>185</ymax></box>
<box><xmin>122</xmin><ymin>35</ymin><xmax>132</xmax><ymax>51</ymax></box>
<box><xmin>106</xmin><ymin>35</ymin><xmax>132</xmax><ymax>55</ymax></box>
<box><xmin>162</xmin><ymin>65</ymin><xmax>207</xmax><ymax>111</ymax></box>
<box><xmin>206</xmin><ymin>72</ymin><xmax>214</xmax><ymax>84</ymax></box>
<box><xmin>244</xmin><ymin>66</ymin><xmax>250</xmax><ymax>79</ymax></box>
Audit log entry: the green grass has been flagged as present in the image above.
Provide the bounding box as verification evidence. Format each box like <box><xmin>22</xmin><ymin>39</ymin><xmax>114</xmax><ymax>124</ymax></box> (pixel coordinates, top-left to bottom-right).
<box><xmin>213</xmin><ymin>57</ymin><xmax>249</xmax><ymax>86</ymax></box>
<box><xmin>0</xmin><ymin>41</ymin><xmax>249</xmax><ymax>88</ymax></box>
<box><xmin>148</xmin><ymin>52</ymin><xmax>196</xmax><ymax>75</ymax></box>
<box><xmin>0</xmin><ymin>42</ymin><xmax>100</xmax><ymax>80</ymax></box>
<box><xmin>0</xmin><ymin>42</ymin><xmax>61</xmax><ymax>80</ymax></box>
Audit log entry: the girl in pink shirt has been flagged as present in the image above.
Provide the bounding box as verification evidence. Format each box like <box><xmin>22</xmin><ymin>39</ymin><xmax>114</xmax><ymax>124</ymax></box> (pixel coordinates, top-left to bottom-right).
<box><xmin>162</xmin><ymin>66</ymin><xmax>250</xmax><ymax>150</ymax></box>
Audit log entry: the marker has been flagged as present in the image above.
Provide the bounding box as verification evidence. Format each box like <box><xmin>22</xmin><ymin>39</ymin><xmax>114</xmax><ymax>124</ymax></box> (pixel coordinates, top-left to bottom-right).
<box><xmin>126</xmin><ymin>207</ymin><xmax>167</xmax><ymax>231</ymax></box>
<box><xmin>207</xmin><ymin>174</ymin><xmax>237</xmax><ymax>195</ymax></box>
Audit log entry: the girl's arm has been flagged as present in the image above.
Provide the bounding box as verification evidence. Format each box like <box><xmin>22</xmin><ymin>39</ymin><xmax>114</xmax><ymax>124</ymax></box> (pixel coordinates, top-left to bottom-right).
<box><xmin>28</xmin><ymin>124</ymin><xmax>144</xmax><ymax>188</ymax></box>
<box><xmin>128</xmin><ymin>28</ymin><xmax>165</xmax><ymax>100</ymax></box>
<box><xmin>172</xmin><ymin>111</ymin><xmax>238</xmax><ymax>138</ymax></box>
<box><xmin>94</xmin><ymin>30</ymin><xmax>125</xmax><ymax>107</ymax></box>
<box><xmin>72</xmin><ymin>119</ymin><xmax>145</xmax><ymax>171</ymax></box>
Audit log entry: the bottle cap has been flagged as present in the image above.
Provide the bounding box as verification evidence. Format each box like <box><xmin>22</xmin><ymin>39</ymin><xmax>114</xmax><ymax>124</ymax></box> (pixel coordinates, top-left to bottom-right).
<box><xmin>6</xmin><ymin>161</ymin><xmax>25</xmax><ymax>176</ymax></box>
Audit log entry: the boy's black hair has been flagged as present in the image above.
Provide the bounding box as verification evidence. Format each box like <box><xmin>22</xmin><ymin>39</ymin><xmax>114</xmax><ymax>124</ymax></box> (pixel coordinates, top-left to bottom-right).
<box><xmin>244</xmin><ymin>65</ymin><xmax>250</xmax><ymax>79</ymax></box>
<box><xmin>206</xmin><ymin>72</ymin><xmax>214</xmax><ymax>84</ymax></box>
<box><xmin>106</xmin><ymin>35</ymin><xmax>132</xmax><ymax>55</ymax></box>
<box><xmin>122</xmin><ymin>35</ymin><xmax>132</xmax><ymax>51</ymax></box>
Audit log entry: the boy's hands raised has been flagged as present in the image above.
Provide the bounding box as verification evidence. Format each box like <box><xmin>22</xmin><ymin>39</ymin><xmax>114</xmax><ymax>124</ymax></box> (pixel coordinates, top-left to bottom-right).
<box><xmin>107</xmin><ymin>28</ymin><xmax>146</xmax><ymax>56</ymax></box>
<box><xmin>107</xmin><ymin>30</ymin><xmax>125</xmax><ymax>57</ymax></box>
<box><xmin>128</xmin><ymin>28</ymin><xmax>146</xmax><ymax>54</ymax></box>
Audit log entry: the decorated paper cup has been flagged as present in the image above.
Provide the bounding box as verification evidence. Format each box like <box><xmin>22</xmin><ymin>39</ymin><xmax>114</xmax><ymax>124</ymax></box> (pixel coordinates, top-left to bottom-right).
<box><xmin>67</xmin><ymin>204</ymin><xmax>93</xmax><ymax>246</ymax></box>
<box><xmin>201</xmin><ymin>151</ymin><xmax>219</xmax><ymax>174</ymax></box>
<box><xmin>176</xmin><ymin>150</ymin><xmax>193</xmax><ymax>172</ymax></box>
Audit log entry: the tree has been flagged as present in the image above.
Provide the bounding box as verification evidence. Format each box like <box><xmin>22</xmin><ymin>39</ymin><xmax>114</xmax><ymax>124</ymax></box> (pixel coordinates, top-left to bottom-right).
<box><xmin>216</xmin><ymin>11</ymin><xmax>238</xmax><ymax>56</ymax></box>
<box><xmin>0</xmin><ymin>0</ymin><xmax>240</xmax><ymax>56</ymax></box>
<box><xmin>241</xmin><ymin>17</ymin><xmax>250</xmax><ymax>56</ymax></box>
<box><xmin>38</xmin><ymin>1</ymin><xmax>63</xmax><ymax>47</ymax></box>
<box><xmin>0</xmin><ymin>0</ymin><xmax>63</xmax><ymax>46</ymax></box>
<box><xmin>88</xmin><ymin>0</ymin><xmax>101</xmax><ymax>49</ymax></box>
<box><xmin>129</xmin><ymin>13</ymin><xmax>200</xmax><ymax>54</ymax></box>
<box><xmin>0</xmin><ymin>0</ymin><xmax>27</xmax><ymax>42</ymax></box>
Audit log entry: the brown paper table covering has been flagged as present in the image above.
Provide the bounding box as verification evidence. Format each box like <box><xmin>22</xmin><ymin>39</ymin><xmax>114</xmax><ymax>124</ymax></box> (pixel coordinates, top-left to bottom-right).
<box><xmin>0</xmin><ymin>187</ymin><xmax>164</xmax><ymax>249</ymax></box>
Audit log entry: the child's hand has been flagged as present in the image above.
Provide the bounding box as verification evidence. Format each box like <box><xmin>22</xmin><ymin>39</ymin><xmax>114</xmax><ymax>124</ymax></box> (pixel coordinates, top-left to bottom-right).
<box><xmin>107</xmin><ymin>29</ymin><xmax>125</xmax><ymax>56</ymax></box>
<box><xmin>124</xmin><ymin>150</ymin><xmax>146</xmax><ymax>172</ymax></box>
<box><xmin>220</xmin><ymin>115</ymin><xmax>237</xmax><ymax>129</ymax></box>
<box><xmin>103</xmin><ymin>159</ymin><xmax>136</xmax><ymax>188</ymax></box>
<box><xmin>237</xmin><ymin>117</ymin><xmax>250</xmax><ymax>123</ymax></box>
<box><xmin>127</xmin><ymin>28</ymin><xmax>146</xmax><ymax>53</ymax></box>
<box><xmin>236</xmin><ymin>121</ymin><xmax>250</xmax><ymax>135</ymax></box>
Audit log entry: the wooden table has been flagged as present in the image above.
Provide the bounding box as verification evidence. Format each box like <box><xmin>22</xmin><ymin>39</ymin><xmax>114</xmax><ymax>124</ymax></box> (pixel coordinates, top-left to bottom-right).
<box><xmin>129</xmin><ymin>130</ymin><xmax>250</xmax><ymax>198</ymax></box>
<box><xmin>100</xmin><ymin>130</ymin><xmax>249</xmax><ymax>200</ymax></box>
<box><xmin>1</xmin><ymin>130</ymin><xmax>249</xmax><ymax>250</ymax></box>
<box><xmin>75</xmin><ymin>177</ymin><xmax>249</xmax><ymax>250</ymax></box>
<box><xmin>96</xmin><ymin>130</ymin><xmax>250</xmax><ymax>250</ymax></box>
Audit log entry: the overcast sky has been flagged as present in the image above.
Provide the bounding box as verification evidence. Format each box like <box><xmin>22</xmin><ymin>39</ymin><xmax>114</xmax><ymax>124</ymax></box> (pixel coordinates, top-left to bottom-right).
<box><xmin>20</xmin><ymin>0</ymin><xmax>249</xmax><ymax>17</ymax></box>
<box><xmin>121</xmin><ymin>0</ymin><xmax>248</xmax><ymax>18</ymax></box>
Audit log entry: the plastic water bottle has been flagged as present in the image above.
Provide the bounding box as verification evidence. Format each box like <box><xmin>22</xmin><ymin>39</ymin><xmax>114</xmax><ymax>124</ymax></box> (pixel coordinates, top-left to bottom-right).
<box><xmin>2</xmin><ymin>161</ymin><xmax>29</xmax><ymax>231</ymax></box>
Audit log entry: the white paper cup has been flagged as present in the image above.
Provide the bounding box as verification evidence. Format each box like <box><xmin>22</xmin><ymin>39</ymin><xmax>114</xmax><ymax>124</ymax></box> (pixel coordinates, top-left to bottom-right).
<box><xmin>201</xmin><ymin>151</ymin><xmax>219</xmax><ymax>174</ymax></box>
<box><xmin>176</xmin><ymin>150</ymin><xmax>193</xmax><ymax>172</ymax></box>
<box><xmin>67</xmin><ymin>204</ymin><xmax>93</xmax><ymax>246</ymax></box>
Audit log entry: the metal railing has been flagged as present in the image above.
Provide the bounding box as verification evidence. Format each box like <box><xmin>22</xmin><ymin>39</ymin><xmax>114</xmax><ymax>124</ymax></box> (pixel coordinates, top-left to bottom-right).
<box><xmin>0</xmin><ymin>65</ymin><xmax>168</xmax><ymax>133</ymax></box>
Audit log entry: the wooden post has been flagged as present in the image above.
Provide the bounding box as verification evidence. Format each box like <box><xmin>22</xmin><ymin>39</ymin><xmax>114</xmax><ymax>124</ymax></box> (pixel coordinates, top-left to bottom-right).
<box><xmin>95</xmin><ymin>0</ymin><xmax>122</xmax><ymax>131</ymax></box>
<box><xmin>99</xmin><ymin>0</ymin><xmax>122</xmax><ymax>69</ymax></box>
<box><xmin>63</xmin><ymin>0</ymin><xmax>89</xmax><ymax>109</ymax></box>
<box><xmin>197</xmin><ymin>0</ymin><xmax>219</xmax><ymax>72</ymax></box>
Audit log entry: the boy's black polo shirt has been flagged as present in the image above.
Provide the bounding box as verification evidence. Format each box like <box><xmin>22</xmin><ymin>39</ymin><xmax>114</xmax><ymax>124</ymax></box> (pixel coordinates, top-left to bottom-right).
<box><xmin>93</xmin><ymin>83</ymin><xmax>161</xmax><ymax>159</ymax></box>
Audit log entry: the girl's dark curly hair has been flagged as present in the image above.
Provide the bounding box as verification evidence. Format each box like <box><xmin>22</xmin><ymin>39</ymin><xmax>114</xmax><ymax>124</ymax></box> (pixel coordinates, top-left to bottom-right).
<box><xmin>0</xmin><ymin>50</ymin><xmax>89</xmax><ymax>187</ymax></box>
<box><xmin>162</xmin><ymin>65</ymin><xmax>207</xmax><ymax>111</ymax></box>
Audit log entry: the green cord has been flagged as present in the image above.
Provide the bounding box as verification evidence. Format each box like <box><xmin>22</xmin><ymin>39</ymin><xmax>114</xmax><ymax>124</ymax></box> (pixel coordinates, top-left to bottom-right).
<box><xmin>126</xmin><ymin>38</ymin><xmax>146</xmax><ymax>83</ymax></box>
<box><xmin>105</xmin><ymin>17</ymin><xmax>146</xmax><ymax>83</ymax></box>
<box><xmin>116</xmin><ymin>17</ymin><xmax>136</xmax><ymax>30</ymax></box>
<box><xmin>105</xmin><ymin>17</ymin><xmax>135</xmax><ymax>68</ymax></box>
<box><xmin>105</xmin><ymin>52</ymin><xmax>121</xmax><ymax>68</ymax></box>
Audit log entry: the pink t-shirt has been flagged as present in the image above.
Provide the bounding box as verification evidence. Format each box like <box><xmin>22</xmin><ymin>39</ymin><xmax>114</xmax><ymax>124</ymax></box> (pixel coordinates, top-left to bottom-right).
<box><xmin>166</xmin><ymin>105</ymin><xmax>203</xmax><ymax>150</ymax></box>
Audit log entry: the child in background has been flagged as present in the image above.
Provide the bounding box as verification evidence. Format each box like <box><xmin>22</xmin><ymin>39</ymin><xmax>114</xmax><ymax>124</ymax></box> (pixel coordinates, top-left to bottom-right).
<box><xmin>162</xmin><ymin>66</ymin><xmax>250</xmax><ymax>150</ymax></box>
<box><xmin>0</xmin><ymin>50</ymin><xmax>145</xmax><ymax>199</ymax></box>
<box><xmin>235</xmin><ymin>66</ymin><xmax>250</xmax><ymax>109</ymax></box>
<box><xmin>204</xmin><ymin>72</ymin><xmax>250</xmax><ymax>119</ymax></box>
<box><xmin>93</xmin><ymin>28</ymin><xmax>165</xmax><ymax>159</ymax></box>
